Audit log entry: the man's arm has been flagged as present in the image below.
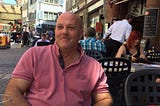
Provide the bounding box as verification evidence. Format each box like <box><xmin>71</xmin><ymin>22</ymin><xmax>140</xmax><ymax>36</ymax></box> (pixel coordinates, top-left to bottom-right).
<box><xmin>4</xmin><ymin>78</ymin><xmax>32</xmax><ymax>106</ymax></box>
<box><xmin>102</xmin><ymin>24</ymin><xmax>113</xmax><ymax>40</ymax></box>
<box><xmin>93</xmin><ymin>93</ymin><xmax>112</xmax><ymax>106</ymax></box>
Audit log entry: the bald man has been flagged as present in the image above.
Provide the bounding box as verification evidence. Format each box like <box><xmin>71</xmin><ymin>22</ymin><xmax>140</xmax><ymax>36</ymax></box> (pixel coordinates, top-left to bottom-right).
<box><xmin>4</xmin><ymin>12</ymin><xmax>112</xmax><ymax>106</ymax></box>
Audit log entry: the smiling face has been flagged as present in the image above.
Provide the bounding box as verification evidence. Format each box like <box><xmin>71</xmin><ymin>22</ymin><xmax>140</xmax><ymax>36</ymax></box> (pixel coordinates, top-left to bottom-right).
<box><xmin>55</xmin><ymin>12</ymin><xmax>83</xmax><ymax>50</ymax></box>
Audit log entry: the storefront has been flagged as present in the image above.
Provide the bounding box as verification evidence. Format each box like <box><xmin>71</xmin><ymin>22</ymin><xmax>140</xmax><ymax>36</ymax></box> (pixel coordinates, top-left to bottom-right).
<box><xmin>106</xmin><ymin>0</ymin><xmax>160</xmax><ymax>49</ymax></box>
<box><xmin>86</xmin><ymin>0</ymin><xmax>104</xmax><ymax>38</ymax></box>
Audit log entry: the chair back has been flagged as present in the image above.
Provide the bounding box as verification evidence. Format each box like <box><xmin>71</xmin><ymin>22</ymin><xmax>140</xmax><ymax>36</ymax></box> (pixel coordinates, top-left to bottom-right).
<box><xmin>85</xmin><ymin>49</ymin><xmax>103</xmax><ymax>60</ymax></box>
<box><xmin>146</xmin><ymin>51</ymin><xmax>160</xmax><ymax>62</ymax></box>
<box><xmin>98</xmin><ymin>57</ymin><xmax>131</xmax><ymax>106</ymax></box>
<box><xmin>125</xmin><ymin>68</ymin><xmax>160</xmax><ymax>106</ymax></box>
<box><xmin>37</xmin><ymin>42</ymin><xmax>51</xmax><ymax>46</ymax></box>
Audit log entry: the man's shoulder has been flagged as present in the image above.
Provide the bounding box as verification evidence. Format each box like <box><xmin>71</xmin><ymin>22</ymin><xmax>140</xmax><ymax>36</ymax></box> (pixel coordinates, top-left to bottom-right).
<box><xmin>36</xmin><ymin>39</ymin><xmax>42</xmax><ymax>42</ymax></box>
<box><xmin>80</xmin><ymin>38</ymin><xmax>92</xmax><ymax>43</ymax></box>
<box><xmin>95</xmin><ymin>39</ymin><xmax>104</xmax><ymax>43</ymax></box>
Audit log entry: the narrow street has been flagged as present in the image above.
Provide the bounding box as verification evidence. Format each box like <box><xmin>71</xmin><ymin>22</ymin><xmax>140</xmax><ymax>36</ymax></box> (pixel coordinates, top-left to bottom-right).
<box><xmin>0</xmin><ymin>46</ymin><xmax>30</xmax><ymax>93</ymax></box>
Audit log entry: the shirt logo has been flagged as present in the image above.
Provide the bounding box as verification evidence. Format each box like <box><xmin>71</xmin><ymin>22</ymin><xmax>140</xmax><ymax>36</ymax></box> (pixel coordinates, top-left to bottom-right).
<box><xmin>78</xmin><ymin>75</ymin><xmax>88</xmax><ymax>80</ymax></box>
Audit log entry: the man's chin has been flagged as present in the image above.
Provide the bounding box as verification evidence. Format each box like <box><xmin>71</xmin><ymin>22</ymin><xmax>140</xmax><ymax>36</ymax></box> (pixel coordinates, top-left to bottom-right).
<box><xmin>60</xmin><ymin>45</ymin><xmax>70</xmax><ymax>50</ymax></box>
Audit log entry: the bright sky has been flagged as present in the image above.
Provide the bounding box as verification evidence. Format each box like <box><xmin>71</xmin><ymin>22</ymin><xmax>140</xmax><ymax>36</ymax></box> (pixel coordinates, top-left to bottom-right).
<box><xmin>3</xmin><ymin>0</ymin><xmax>16</xmax><ymax>4</ymax></box>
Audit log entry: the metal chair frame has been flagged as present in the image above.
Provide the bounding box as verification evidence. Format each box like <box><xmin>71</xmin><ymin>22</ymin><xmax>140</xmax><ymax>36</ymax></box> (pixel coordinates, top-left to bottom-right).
<box><xmin>84</xmin><ymin>49</ymin><xmax>103</xmax><ymax>60</ymax></box>
<box><xmin>125</xmin><ymin>68</ymin><xmax>160</xmax><ymax>106</ymax></box>
<box><xmin>98</xmin><ymin>57</ymin><xmax>131</xmax><ymax>106</ymax></box>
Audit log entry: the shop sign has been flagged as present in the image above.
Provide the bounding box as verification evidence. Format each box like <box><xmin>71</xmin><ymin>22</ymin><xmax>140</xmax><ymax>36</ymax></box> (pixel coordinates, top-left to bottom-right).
<box><xmin>96</xmin><ymin>22</ymin><xmax>102</xmax><ymax>33</ymax></box>
<box><xmin>129</xmin><ymin>0</ymin><xmax>145</xmax><ymax>16</ymax></box>
<box><xmin>143</xmin><ymin>8</ymin><xmax>159</xmax><ymax>37</ymax></box>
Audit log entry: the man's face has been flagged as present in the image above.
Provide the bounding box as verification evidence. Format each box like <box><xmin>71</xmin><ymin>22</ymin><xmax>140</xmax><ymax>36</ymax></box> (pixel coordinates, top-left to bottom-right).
<box><xmin>55</xmin><ymin>13</ymin><xmax>83</xmax><ymax>50</ymax></box>
<box><xmin>41</xmin><ymin>36</ymin><xmax>46</xmax><ymax>41</ymax></box>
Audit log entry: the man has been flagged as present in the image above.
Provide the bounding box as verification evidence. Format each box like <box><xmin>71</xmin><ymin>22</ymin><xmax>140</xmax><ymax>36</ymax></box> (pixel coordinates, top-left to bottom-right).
<box><xmin>34</xmin><ymin>33</ymin><xmax>50</xmax><ymax>46</ymax></box>
<box><xmin>79</xmin><ymin>27</ymin><xmax>106</xmax><ymax>53</ymax></box>
<box><xmin>103</xmin><ymin>15</ymin><xmax>134</xmax><ymax>57</ymax></box>
<box><xmin>22</xmin><ymin>27</ymin><xmax>30</xmax><ymax>46</ymax></box>
<box><xmin>4</xmin><ymin>12</ymin><xmax>112</xmax><ymax>106</ymax></box>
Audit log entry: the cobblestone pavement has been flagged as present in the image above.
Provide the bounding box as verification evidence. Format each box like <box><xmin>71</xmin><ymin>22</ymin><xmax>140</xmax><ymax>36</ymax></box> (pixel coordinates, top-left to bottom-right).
<box><xmin>0</xmin><ymin>46</ymin><xmax>30</xmax><ymax>93</ymax></box>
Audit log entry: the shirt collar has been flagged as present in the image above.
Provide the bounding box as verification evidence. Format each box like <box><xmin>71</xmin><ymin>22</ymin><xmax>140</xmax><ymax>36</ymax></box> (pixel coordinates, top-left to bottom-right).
<box><xmin>54</xmin><ymin>42</ymin><xmax>84</xmax><ymax>59</ymax></box>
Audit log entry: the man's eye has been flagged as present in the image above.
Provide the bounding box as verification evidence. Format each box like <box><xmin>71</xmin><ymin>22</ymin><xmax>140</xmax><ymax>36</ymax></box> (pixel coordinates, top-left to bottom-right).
<box><xmin>68</xmin><ymin>27</ymin><xmax>75</xmax><ymax>30</ymax></box>
<box><xmin>56</xmin><ymin>26</ymin><xmax>63</xmax><ymax>29</ymax></box>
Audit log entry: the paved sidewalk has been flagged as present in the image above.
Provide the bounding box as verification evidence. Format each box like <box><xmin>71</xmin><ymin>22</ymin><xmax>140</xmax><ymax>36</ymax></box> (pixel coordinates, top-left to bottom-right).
<box><xmin>0</xmin><ymin>46</ymin><xmax>30</xmax><ymax>93</ymax></box>
<box><xmin>0</xmin><ymin>72</ymin><xmax>11</xmax><ymax>93</ymax></box>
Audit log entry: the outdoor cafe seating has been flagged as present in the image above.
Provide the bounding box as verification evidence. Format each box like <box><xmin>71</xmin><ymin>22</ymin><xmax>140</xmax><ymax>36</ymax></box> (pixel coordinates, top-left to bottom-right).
<box><xmin>124</xmin><ymin>68</ymin><xmax>160</xmax><ymax>106</ymax></box>
<box><xmin>85</xmin><ymin>49</ymin><xmax>160</xmax><ymax>105</ymax></box>
<box><xmin>84</xmin><ymin>49</ymin><xmax>104</xmax><ymax>60</ymax></box>
<box><xmin>37</xmin><ymin>42</ymin><xmax>51</xmax><ymax>46</ymax></box>
<box><xmin>146</xmin><ymin>51</ymin><xmax>160</xmax><ymax>62</ymax></box>
<box><xmin>98</xmin><ymin>57</ymin><xmax>131</xmax><ymax>106</ymax></box>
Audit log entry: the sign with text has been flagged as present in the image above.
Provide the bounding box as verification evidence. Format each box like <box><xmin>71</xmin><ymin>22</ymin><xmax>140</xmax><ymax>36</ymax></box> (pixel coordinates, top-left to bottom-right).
<box><xmin>143</xmin><ymin>8</ymin><xmax>159</xmax><ymax>36</ymax></box>
<box><xmin>96</xmin><ymin>22</ymin><xmax>102</xmax><ymax>33</ymax></box>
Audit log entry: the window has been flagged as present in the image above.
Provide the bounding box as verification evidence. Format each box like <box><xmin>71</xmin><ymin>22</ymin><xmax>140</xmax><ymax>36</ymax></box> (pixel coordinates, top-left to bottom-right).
<box><xmin>30</xmin><ymin>0</ymin><xmax>33</xmax><ymax>4</ymax></box>
<box><xmin>30</xmin><ymin>0</ymin><xmax>36</xmax><ymax>5</ymax></box>
<box><xmin>44</xmin><ymin>12</ymin><xmax>58</xmax><ymax>21</ymax></box>
<box><xmin>50</xmin><ymin>0</ymin><xmax>53</xmax><ymax>3</ymax></box>
<box><xmin>54</xmin><ymin>0</ymin><xmax>58</xmax><ymax>4</ymax></box>
<box><xmin>44</xmin><ymin>12</ymin><xmax>48</xmax><ymax>20</ymax></box>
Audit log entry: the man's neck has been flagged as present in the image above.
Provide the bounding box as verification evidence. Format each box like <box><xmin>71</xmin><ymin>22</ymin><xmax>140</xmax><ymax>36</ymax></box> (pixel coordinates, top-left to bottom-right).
<box><xmin>60</xmin><ymin>48</ymin><xmax>80</xmax><ymax>68</ymax></box>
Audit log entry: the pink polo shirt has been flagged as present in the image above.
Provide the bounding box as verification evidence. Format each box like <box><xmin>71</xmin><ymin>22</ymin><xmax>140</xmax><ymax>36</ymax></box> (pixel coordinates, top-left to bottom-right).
<box><xmin>12</xmin><ymin>43</ymin><xmax>109</xmax><ymax>106</ymax></box>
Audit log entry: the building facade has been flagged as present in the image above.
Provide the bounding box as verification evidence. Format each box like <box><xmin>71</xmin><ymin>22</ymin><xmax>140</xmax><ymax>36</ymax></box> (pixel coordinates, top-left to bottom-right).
<box><xmin>66</xmin><ymin>0</ymin><xmax>160</xmax><ymax>49</ymax></box>
<box><xmin>66</xmin><ymin>0</ymin><xmax>105</xmax><ymax>36</ymax></box>
<box><xmin>17</xmin><ymin>0</ymin><xmax>65</xmax><ymax>33</ymax></box>
<box><xmin>0</xmin><ymin>2</ymin><xmax>21</xmax><ymax>32</ymax></box>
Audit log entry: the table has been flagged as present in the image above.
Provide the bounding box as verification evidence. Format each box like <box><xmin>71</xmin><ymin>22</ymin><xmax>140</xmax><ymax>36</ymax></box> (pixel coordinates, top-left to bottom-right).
<box><xmin>131</xmin><ymin>62</ymin><xmax>160</xmax><ymax>72</ymax></box>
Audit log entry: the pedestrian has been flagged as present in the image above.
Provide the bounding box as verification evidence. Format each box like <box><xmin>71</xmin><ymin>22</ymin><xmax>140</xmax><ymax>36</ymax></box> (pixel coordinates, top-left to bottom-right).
<box><xmin>103</xmin><ymin>15</ymin><xmax>134</xmax><ymax>57</ymax></box>
<box><xmin>4</xmin><ymin>12</ymin><xmax>112</xmax><ymax>106</ymax></box>
<box><xmin>22</xmin><ymin>27</ymin><xmax>30</xmax><ymax>46</ymax></box>
<box><xmin>110</xmin><ymin>17</ymin><xmax>120</xmax><ymax>25</ymax></box>
<box><xmin>34</xmin><ymin>33</ymin><xmax>50</xmax><ymax>46</ymax></box>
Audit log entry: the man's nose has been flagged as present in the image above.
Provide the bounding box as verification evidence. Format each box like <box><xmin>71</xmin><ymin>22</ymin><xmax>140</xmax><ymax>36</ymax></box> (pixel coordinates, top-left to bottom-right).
<box><xmin>61</xmin><ymin>27</ymin><xmax>67</xmax><ymax>34</ymax></box>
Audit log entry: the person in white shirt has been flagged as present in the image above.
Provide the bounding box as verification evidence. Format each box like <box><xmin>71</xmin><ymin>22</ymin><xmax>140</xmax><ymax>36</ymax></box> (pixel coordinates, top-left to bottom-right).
<box><xmin>103</xmin><ymin>15</ymin><xmax>134</xmax><ymax>57</ymax></box>
<box><xmin>34</xmin><ymin>33</ymin><xmax>50</xmax><ymax>46</ymax></box>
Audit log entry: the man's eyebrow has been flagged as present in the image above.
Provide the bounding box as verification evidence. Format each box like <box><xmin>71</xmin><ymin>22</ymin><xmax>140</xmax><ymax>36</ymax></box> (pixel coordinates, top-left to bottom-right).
<box><xmin>56</xmin><ymin>23</ymin><xmax>62</xmax><ymax>26</ymax></box>
<box><xmin>68</xmin><ymin>24</ymin><xmax>76</xmax><ymax>27</ymax></box>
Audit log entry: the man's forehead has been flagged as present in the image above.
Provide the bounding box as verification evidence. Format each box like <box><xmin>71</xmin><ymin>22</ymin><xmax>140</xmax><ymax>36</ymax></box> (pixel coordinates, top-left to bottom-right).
<box><xmin>56</xmin><ymin>12</ymin><xmax>82</xmax><ymax>28</ymax></box>
<box><xmin>58</xmin><ymin>12</ymin><xmax>80</xmax><ymax>21</ymax></box>
<box><xmin>59</xmin><ymin>12</ymin><xmax>77</xmax><ymax>17</ymax></box>
<box><xmin>57</xmin><ymin>17</ymin><xmax>78</xmax><ymax>25</ymax></box>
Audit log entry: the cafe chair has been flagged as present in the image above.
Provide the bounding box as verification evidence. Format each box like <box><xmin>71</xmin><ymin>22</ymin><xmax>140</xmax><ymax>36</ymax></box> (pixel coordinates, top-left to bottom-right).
<box><xmin>37</xmin><ymin>42</ymin><xmax>51</xmax><ymax>46</ymax></box>
<box><xmin>84</xmin><ymin>49</ymin><xmax>103</xmax><ymax>60</ymax></box>
<box><xmin>98</xmin><ymin>57</ymin><xmax>131</xmax><ymax>106</ymax></box>
<box><xmin>146</xmin><ymin>51</ymin><xmax>160</xmax><ymax>62</ymax></box>
<box><xmin>124</xmin><ymin>68</ymin><xmax>160</xmax><ymax>106</ymax></box>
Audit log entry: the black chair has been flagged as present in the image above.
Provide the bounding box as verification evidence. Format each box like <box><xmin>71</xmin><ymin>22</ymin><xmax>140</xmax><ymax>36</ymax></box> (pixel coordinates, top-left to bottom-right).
<box><xmin>37</xmin><ymin>42</ymin><xmax>51</xmax><ymax>46</ymax></box>
<box><xmin>84</xmin><ymin>49</ymin><xmax>103</xmax><ymax>60</ymax></box>
<box><xmin>124</xmin><ymin>68</ymin><xmax>160</xmax><ymax>106</ymax></box>
<box><xmin>98</xmin><ymin>57</ymin><xmax>131</xmax><ymax>106</ymax></box>
<box><xmin>146</xmin><ymin>51</ymin><xmax>160</xmax><ymax>62</ymax></box>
